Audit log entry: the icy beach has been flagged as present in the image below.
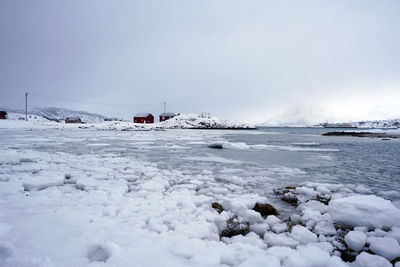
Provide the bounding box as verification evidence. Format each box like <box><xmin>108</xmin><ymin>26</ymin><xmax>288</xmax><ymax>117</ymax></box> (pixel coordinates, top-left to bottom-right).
<box><xmin>1</xmin><ymin>120</ymin><xmax>400</xmax><ymax>266</ymax></box>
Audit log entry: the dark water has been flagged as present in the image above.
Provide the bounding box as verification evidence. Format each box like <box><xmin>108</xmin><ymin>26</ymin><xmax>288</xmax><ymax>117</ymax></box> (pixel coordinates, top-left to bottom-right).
<box><xmin>218</xmin><ymin>127</ymin><xmax>400</xmax><ymax>193</ymax></box>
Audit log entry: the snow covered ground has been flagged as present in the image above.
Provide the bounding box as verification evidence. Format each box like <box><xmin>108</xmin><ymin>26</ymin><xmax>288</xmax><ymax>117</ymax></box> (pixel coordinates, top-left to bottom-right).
<box><xmin>0</xmin><ymin>122</ymin><xmax>400</xmax><ymax>266</ymax></box>
<box><xmin>0</xmin><ymin>112</ymin><xmax>255</xmax><ymax>130</ymax></box>
<box><xmin>0</xmin><ymin>107</ymin><xmax>106</xmax><ymax>123</ymax></box>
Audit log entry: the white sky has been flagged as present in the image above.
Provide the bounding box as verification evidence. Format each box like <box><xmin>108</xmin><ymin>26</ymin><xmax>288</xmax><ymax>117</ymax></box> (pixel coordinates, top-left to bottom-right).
<box><xmin>1</xmin><ymin>0</ymin><xmax>399</xmax><ymax>123</ymax></box>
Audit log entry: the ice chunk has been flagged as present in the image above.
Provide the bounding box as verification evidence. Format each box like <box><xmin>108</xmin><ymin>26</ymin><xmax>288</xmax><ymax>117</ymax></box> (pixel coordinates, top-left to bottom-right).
<box><xmin>265</xmin><ymin>215</ymin><xmax>281</xmax><ymax>226</ymax></box>
<box><xmin>344</xmin><ymin>231</ymin><xmax>366</xmax><ymax>252</ymax></box>
<box><xmin>351</xmin><ymin>252</ymin><xmax>392</xmax><ymax>267</ymax></box>
<box><xmin>368</xmin><ymin>236</ymin><xmax>400</xmax><ymax>261</ymax></box>
<box><xmin>272</xmin><ymin>223</ymin><xmax>288</xmax><ymax>233</ymax></box>
<box><xmin>238</xmin><ymin>254</ymin><xmax>280</xmax><ymax>267</ymax></box>
<box><xmin>249</xmin><ymin>223</ymin><xmax>270</xmax><ymax>235</ymax></box>
<box><xmin>313</xmin><ymin>220</ymin><xmax>337</xmax><ymax>236</ymax></box>
<box><xmin>328</xmin><ymin>195</ymin><xmax>400</xmax><ymax>228</ymax></box>
<box><xmin>354</xmin><ymin>185</ymin><xmax>372</xmax><ymax>194</ymax></box>
<box><xmin>354</xmin><ymin>226</ymin><xmax>368</xmax><ymax>233</ymax></box>
<box><xmin>290</xmin><ymin>225</ymin><xmax>317</xmax><ymax>243</ymax></box>
<box><xmin>264</xmin><ymin>232</ymin><xmax>299</xmax><ymax>248</ymax></box>
<box><xmin>309</xmin><ymin>242</ymin><xmax>334</xmax><ymax>254</ymax></box>
<box><xmin>285</xmin><ymin>245</ymin><xmax>347</xmax><ymax>267</ymax></box>
<box><xmin>221</xmin><ymin>199</ymin><xmax>264</xmax><ymax>224</ymax></box>
<box><xmin>389</xmin><ymin>226</ymin><xmax>400</xmax><ymax>243</ymax></box>
<box><xmin>290</xmin><ymin>214</ymin><xmax>301</xmax><ymax>224</ymax></box>
<box><xmin>266</xmin><ymin>246</ymin><xmax>296</xmax><ymax>261</ymax></box>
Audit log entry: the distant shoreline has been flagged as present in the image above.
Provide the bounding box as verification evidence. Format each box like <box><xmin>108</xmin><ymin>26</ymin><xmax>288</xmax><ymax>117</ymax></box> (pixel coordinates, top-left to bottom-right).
<box><xmin>323</xmin><ymin>131</ymin><xmax>400</xmax><ymax>139</ymax></box>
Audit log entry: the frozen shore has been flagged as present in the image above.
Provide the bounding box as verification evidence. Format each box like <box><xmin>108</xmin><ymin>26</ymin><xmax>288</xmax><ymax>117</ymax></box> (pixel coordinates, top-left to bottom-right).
<box><xmin>0</xmin><ymin>123</ymin><xmax>399</xmax><ymax>266</ymax></box>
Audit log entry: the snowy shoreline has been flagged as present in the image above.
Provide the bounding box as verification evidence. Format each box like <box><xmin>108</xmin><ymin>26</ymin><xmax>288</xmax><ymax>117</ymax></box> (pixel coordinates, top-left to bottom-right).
<box><xmin>0</xmin><ymin>125</ymin><xmax>399</xmax><ymax>266</ymax></box>
<box><xmin>0</xmin><ymin>112</ymin><xmax>256</xmax><ymax>131</ymax></box>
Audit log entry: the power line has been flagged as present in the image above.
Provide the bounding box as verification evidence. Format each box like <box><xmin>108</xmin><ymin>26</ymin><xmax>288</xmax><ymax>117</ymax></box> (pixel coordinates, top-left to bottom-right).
<box><xmin>29</xmin><ymin>92</ymin><xmax>163</xmax><ymax>106</ymax></box>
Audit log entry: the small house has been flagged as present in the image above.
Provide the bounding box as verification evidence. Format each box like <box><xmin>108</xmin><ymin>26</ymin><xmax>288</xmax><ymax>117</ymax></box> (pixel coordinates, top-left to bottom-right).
<box><xmin>65</xmin><ymin>117</ymin><xmax>82</xmax><ymax>123</ymax></box>
<box><xmin>159</xmin><ymin>112</ymin><xmax>179</xmax><ymax>122</ymax></box>
<box><xmin>134</xmin><ymin>113</ymin><xmax>154</xmax><ymax>124</ymax></box>
<box><xmin>0</xmin><ymin>111</ymin><xmax>7</xmax><ymax>120</ymax></box>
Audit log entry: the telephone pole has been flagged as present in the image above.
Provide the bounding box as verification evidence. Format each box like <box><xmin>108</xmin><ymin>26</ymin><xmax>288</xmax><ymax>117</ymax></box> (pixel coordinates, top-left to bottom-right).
<box><xmin>25</xmin><ymin>92</ymin><xmax>28</xmax><ymax>121</ymax></box>
<box><xmin>164</xmin><ymin>101</ymin><xmax>166</xmax><ymax>113</ymax></box>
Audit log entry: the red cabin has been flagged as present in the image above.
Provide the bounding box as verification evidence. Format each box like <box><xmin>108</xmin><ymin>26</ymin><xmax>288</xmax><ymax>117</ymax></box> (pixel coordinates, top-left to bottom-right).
<box><xmin>134</xmin><ymin>113</ymin><xmax>154</xmax><ymax>124</ymax></box>
<box><xmin>159</xmin><ymin>112</ymin><xmax>179</xmax><ymax>122</ymax></box>
<box><xmin>0</xmin><ymin>111</ymin><xmax>7</xmax><ymax>120</ymax></box>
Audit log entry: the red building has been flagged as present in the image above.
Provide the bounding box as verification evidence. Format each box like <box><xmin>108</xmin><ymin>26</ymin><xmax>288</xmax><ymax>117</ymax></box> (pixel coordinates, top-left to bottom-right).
<box><xmin>0</xmin><ymin>111</ymin><xmax>7</xmax><ymax>120</ymax></box>
<box><xmin>159</xmin><ymin>112</ymin><xmax>178</xmax><ymax>122</ymax></box>
<box><xmin>134</xmin><ymin>113</ymin><xmax>154</xmax><ymax>124</ymax></box>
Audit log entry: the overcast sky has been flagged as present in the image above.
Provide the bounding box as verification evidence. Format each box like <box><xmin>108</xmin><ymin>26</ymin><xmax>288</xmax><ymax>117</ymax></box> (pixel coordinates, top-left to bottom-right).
<box><xmin>1</xmin><ymin>0</ymin><xmax>400</xmax><ymax>123</ymax></box>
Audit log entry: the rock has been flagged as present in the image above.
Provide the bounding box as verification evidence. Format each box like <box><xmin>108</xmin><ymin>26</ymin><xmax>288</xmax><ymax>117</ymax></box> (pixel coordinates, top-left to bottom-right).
<box><xmin>208</xmin><ymin>143</ymin><xmax>223</xmax><ymax>149</ymax></box>
<box><xmin>220</xmin><ymin>218</ymin><xmax>250</xmax><ymax>238</ymax></box>
<box><xmin>253</xmin><ymin>203</ymin><xmax>279</xmax><ymax>218</ymax></box>
<box><xmin>316</xmin><ymin>195</ymin><xmax>331</xmax><ymax>205</ymax></box>
<box><xmin>340</xmin><ymin>249</ymin><xmax>358</xmax><ymax>263</ymax></box>
<box><xmin>392</xmin><ymin>257</ymin><xmax>400</xmax><ymax>266</ymax></box>
<box><xmin>274</xmin><ymin>186</ymin><xmax>298</xmax><ymax>205</ymax></box>
<box><xmin>212</xmin><ymin>202</ymin><xmax>224</xmax><ymax>214</ymax></box>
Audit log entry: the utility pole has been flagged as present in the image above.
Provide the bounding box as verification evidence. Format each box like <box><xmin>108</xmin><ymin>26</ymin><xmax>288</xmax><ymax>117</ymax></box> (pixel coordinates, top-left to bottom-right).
<box><xmin>25</xmin><ymin>92</ymin><xmax>28</xmax><ymax>121</ymax></box>
<box><xmin>164</xmin><ymin>101</ymin><xmax>166</xmax><ymax>113</ymax></box>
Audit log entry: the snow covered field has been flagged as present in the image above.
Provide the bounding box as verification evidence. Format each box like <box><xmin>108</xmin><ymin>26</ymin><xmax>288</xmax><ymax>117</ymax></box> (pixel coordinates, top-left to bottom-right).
<box><xmin>1</xmin><ymin>122</ymin><xmax>400</xmax><ymax>266</ymax></box>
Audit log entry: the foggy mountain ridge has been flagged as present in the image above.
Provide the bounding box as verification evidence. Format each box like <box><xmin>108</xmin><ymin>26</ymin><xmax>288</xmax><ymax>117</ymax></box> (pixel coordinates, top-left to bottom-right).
<box><xmin>260</xmin><ymin>105</ymin><xmax>400</xmax><ymax>128</ymax></box>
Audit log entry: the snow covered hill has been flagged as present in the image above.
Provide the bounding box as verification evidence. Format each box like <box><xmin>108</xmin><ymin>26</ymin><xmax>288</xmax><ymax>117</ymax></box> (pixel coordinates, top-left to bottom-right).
<box><xmin>158</xmin><ymin>113</ymin><xmax>255</xmax><ymax>129</ymax></box>
<box><xmin>0</xmin><ymin>107</ymin><xmax>106</xmax><ymax>123</ymax></box>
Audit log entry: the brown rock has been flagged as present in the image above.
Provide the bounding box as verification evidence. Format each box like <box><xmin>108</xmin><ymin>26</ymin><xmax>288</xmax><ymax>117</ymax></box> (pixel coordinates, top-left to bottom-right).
<box><xmin>220</xmin><ymin>218</ymin><xmax>250</xmax><ymax>238</ymax></box>
<box><xmin>212</xmin><ymin>202</ymin><xmax>224</xmax><ymax>214</ymax></box>
<box><xmin>253</xmin><ymin>203</ymin><xmax>279</xmax><ymax>218</ymax></box>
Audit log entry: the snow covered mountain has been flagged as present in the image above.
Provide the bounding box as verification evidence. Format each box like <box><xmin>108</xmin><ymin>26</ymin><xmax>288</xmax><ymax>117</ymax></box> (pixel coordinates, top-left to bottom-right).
<box><xmin>259</xmin><ymin>105</ymin><xmax>400</xmax><ymax>128</ymax></box>
<box><xmin>0</xmin><ymin>107</ymin><xmax>106</xmax><ymax>123</ymax></box>
<box><xmin>260</xmin><ymin>105</ymin><xmax>336</xmax><ymax>127</ymax></box>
